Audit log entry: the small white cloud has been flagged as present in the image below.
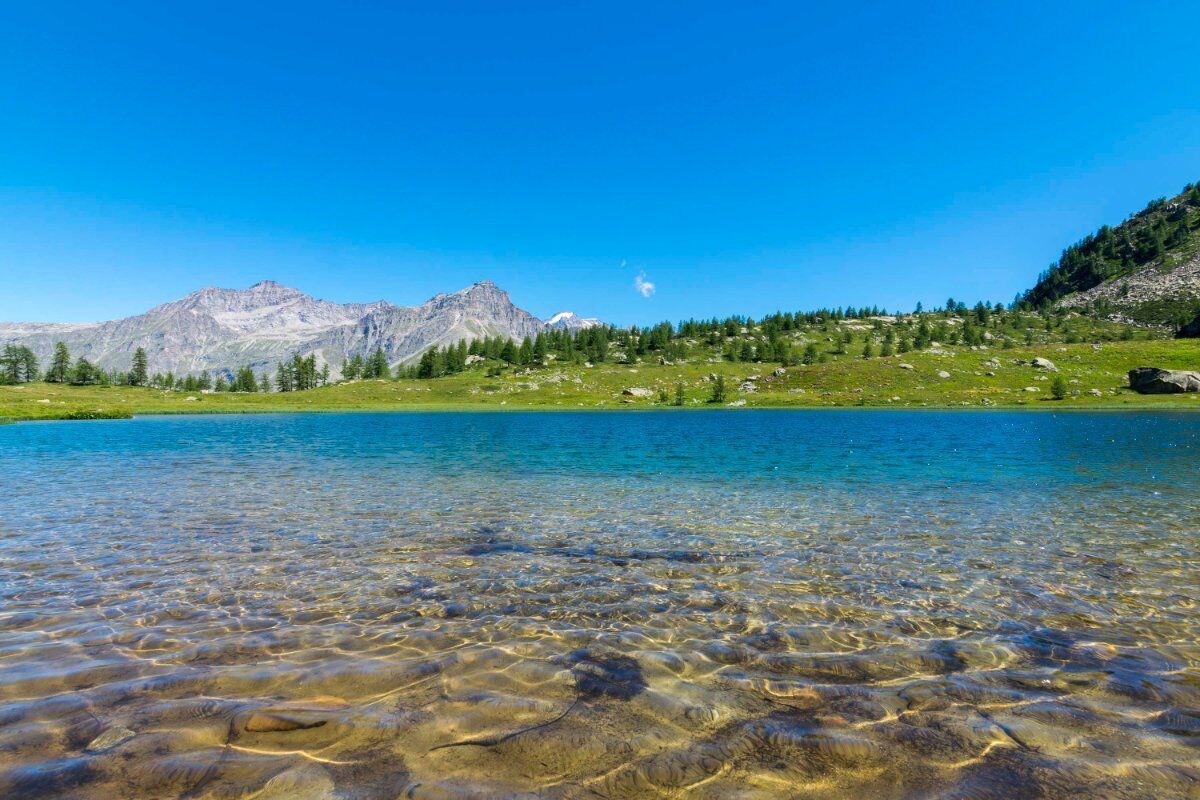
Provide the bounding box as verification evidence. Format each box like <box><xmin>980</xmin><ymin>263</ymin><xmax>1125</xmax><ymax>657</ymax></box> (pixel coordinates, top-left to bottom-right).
<box><xmin>634</xmin><ymin>271</ymin><xmax>656</xmax><ymax>298</ymax></box>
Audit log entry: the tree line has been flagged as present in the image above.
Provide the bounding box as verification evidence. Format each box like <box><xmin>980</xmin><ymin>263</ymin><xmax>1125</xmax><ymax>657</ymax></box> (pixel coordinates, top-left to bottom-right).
<box><xmin>2</xmin><ymin>294</ymin><xmax>1143</xmax><ymax>391</ymax></box>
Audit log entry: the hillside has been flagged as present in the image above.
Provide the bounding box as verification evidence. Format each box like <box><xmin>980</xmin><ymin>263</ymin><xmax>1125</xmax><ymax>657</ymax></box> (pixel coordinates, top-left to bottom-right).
<box><xmin>3</xmin><ymin>339</ymin><xmax>1198</xmax><ymax>421</ymax></box>
<box><xmin>1023</xmin><ymin>181</ymin><xmax>1200</xmax><ymax>330</ymax></box>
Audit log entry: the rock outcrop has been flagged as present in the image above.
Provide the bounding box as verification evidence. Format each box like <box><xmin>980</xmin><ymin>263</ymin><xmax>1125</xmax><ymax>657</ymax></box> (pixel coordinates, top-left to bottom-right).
<box><xmin>1127</xmin><ymin>367</ymin><xmax>1200</xmax><ymax>393</ymax></box>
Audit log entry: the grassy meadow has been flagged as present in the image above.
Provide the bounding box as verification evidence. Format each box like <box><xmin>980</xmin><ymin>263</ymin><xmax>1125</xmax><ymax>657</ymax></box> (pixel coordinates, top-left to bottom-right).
<box><xmin>2</xmin><ymin>338</ymin><xmax>1199</xmax><ymax>422</ymax></box>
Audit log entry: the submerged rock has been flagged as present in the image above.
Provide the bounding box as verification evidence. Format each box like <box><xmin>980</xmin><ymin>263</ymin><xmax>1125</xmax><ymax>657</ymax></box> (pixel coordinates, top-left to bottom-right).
<box><xmin>246</xmin><ymin>713</ymin><xmax>328</xmax><ymax>732</ymax></box>
<box><xmin>1128</xmin><ymin>366</ymin><xmax>1200</xmax><ymax>394</ymax></box>
<box><xmin>561</xmin><ymin>650</ymin><xmax>648</xmax><ymax>701</ymax></box>
<box><xmin>85</xmin><ymin>725</ymin><xmax>135</xmax><ymax>752</ymax></box>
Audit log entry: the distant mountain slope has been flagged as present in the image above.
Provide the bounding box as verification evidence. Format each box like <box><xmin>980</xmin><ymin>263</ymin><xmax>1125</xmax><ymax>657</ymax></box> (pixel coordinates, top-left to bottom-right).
<box><xmin>0</xmin><ymin>280</ymin><xmax>600</xmax><ymax>377</ymax></box>
<box><xmin>1023</xmin><ymin>181</ymin><xmax>1200</xmax><ymax>328</ymax></box>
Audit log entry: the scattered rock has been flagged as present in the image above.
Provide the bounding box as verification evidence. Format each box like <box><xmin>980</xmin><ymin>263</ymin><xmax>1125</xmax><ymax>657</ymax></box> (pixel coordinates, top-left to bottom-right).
<box><xmin>772</xmin><ymin>368</ymin><xmax>787</xmax><ymax>376</ymax></box>
<box><xmin>726</xmin><ymin>400</ymin><xmax>747</xmax><ymax>407</ymax></box>
<box><xmin>1023</xmin><ymin>386</ymin><xmax>1040</xmax><ymax>392</ymax></box>
<box><xmin>245</xmin><ymin>698</ymin><xmax>349</xmax><ymax>733</ymax></box>
<box><xmin>898</xmin><ymin>363</ymin><xmax>915</xmax><ymax>370</ymax></box>
<box><xmin>85</xmin><ymin>726</ymin><xmax>135</xmax><ymax>752</ymax></box>
<box><xmin>937</xmin><ymin>371</ymin><xmax>951</xmax><ymax>379</ymax></box>
<box><xmin>257</xmin><ymin>765</ymin><xmax>337</xmax><ymax>800</ymax></box>
<box><xmin>738</xmin><ymin>382</ymin><xmax>757</xmax><ymax>393</ymax></box>
<box><xmin>465</xmin><ymin>354</ymin><xmax>484</xmax><ymax>365</ymax></box>
<box><xmin>247</xmin><ymin>713</ymin><xmax>327</xmax><ymax>733</ymax></box>
<box><xmin>1030</xmin><ymin>357</ymin><xmax>1058</xmax><ymax>371</ymax></box>
<box><xmin>1128</xmin><ymin>367</ymin><xmax>1200</xmax><ymax>394</ymax></box>
<box><xmin>184</xmin><ymin>396</ymin><xmax>198</xmax><ymax>402</ymax></box>
<box><xmin>621</xmin><ymin>387</ymin><xmax>654</xmax><ymax>398</ymax></box>
<box><xmin>1088</xmin><ymin>389</ymin><xmax>1103</xmax><ymax>396</ymax></box>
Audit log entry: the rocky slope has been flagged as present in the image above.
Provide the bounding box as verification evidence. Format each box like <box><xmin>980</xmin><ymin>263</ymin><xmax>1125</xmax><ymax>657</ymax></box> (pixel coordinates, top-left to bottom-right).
<box><xmin>1023</xmin><ymin>181</ymin><xmax>1200</xmax><ymax>330</ymax></box>
<box><xmin>0</xmin><ymin>280</ymin><xmax>600</xmax><ymax>378</ymax></box>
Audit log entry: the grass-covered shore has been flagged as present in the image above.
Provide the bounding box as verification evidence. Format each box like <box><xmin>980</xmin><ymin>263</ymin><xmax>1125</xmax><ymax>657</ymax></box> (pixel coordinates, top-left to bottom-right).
<box><xmin>2</xmin><ymin>339</ymin><xmax>1198</xmax><ymax>422</ymax></box>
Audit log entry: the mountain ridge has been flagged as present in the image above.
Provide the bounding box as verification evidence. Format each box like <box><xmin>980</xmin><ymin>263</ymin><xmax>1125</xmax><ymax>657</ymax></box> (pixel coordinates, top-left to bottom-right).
<box><xmin>0</xmin><ymin>280</ymin><xmax>601</xmax><ymax>378</ymax></box>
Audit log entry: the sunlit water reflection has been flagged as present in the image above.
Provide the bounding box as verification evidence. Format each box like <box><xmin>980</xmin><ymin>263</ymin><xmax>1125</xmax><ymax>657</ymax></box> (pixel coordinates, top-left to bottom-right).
<box><xmin>0</xmin><ymin>411</ymin><xmax>1197</xmax><ymax>798</ymax></box>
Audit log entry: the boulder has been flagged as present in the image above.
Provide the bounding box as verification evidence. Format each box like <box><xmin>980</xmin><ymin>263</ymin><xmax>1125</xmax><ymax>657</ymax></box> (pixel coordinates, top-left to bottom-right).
<box><xmin>898</xmin><ymin>363</ymin><xmax>915</xmax><ymax>370</ymax></box>
<box><xmin>739</xmin><ymin>381</ymin><xmax>757</xmax><ymax>393</ymax></box>
<box><xmin>621</xmin><ymin>387</ymin><xmax>654</xmax><ymax>398</ymax></box>
<box><xmin>1030</xmin><ymin>357</ymin><xmax>1058</xmax><ymax>371</ymax></box>
<box><xmin>1179</xmin><ymin>313</ymin><xmax>1200</xmax><ymax>339</ymax></box>
<box><xmin>1127</xmin><ymin>367</ymin><xmax>1200</xmax><ymax>394</ymax></box>
<box><xmin>936</xmin><ymin>371</ymin><xmax>951</xmax><ymax>379</ymax></box>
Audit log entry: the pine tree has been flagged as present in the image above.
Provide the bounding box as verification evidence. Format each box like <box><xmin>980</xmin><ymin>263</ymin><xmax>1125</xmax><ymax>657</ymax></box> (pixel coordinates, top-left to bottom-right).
<box><xmin>710</xmin><ymin>374</ymin><xmax>727</xmax><ymax>403</ymax></box>
<box><xmin>69</xmin><ymin>357</ymin><xmax>98</xmax><ymax>385</ymax></box>
<box><xmin>46</xmin><ymin>341</ymin><xmax>71</xmax><ymax>383</ymax></box>
<box><xmin>364</xmin><ymin>348</ymin><xmax>389</xmax><ymax>379</ymax></box>
<box><xmin>0</xmin><ymin>345</ymin><xmax>38</xmax><ymax>383</ymax></box>
<box><xmin>129</xmin><ymin>347</ymin><xmax>148</xmax><ymax>386</ymax></box>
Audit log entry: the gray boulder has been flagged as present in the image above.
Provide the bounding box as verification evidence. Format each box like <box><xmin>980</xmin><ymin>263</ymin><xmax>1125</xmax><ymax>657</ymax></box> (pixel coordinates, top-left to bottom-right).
<box><xmin>1128</xmin><ymin>367</ymin><xmax>1200</xmax><ymax>394</ymax></box>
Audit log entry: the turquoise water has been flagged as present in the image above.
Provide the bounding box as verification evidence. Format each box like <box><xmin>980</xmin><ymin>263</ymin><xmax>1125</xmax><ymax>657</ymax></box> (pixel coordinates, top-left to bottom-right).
<box><xmin>0</xmin><ymin>411</ymin><xmax>1197</xmax><ymax>798</ymax></box>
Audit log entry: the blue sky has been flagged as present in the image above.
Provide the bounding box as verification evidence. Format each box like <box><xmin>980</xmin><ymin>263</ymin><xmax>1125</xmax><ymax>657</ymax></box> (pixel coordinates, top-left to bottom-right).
<box><xmin>2</xmin><ymin>2</ymin><xmax>1199</xmax><ymax>326</ymax></box>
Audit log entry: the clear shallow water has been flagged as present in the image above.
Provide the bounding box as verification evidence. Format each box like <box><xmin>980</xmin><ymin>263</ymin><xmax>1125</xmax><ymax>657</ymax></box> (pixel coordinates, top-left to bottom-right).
<box><xmin>0</xmin><ymin>410</ymin><xmax>1197</xmax><ymax>799</ymax></box>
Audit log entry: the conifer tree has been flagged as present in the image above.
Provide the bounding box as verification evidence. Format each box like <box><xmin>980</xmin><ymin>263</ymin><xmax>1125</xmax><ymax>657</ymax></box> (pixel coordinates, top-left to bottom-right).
<box><xmin>710</xmin><ymin>374</ymin><xmax>727</xmax><ymax>403</ymax></box>
<box><xmin>0</xmin><ymin>345</ymin><xmax>38</xmax><ymax>383</ymax></box>
<box><xmin>46</xmin><ymin>341</ymin><xmax>72</xmax><ymax>383</ymax></box>
<box><xmin>129</xmin><ymin>347</ymin><xmax>149</xmax><ymax>386</ymax></box>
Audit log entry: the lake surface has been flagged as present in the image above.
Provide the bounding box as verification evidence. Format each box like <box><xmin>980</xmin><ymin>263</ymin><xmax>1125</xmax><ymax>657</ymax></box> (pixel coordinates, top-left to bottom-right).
<box><xmin>0</xmin><ymin>410</ymin><xmax>1197</xmax><ymax>799</ymax></box>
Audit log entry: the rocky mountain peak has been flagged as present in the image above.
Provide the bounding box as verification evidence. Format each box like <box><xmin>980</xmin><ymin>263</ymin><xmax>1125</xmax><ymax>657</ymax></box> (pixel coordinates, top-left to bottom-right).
<box><xmin>544</xmin><ymin>311</ymin><xmax>602</xmax><ymax>330</ymax></box>
<box><xmin>1</xmin><ymin>280</ymin><xmax>603</xmax><ymax>377</ymax></box>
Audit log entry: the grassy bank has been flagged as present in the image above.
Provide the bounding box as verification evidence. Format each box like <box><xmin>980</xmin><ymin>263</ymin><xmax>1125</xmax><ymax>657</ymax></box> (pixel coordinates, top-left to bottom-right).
<box><xmin>2</xmin><ymin>339</ymin><xmax>1198</xmax><ymax>422</ymax></box>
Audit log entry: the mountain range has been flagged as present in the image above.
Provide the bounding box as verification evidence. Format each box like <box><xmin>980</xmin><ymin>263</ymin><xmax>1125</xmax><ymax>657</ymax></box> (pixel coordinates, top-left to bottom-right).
<box><xmin>4</xmin><ymin>179</ymin><xmax>1198</xmax><ymax>380</ymax></box>
<box><xmin>0</xmin><ymin>280</ymin><xmax>601</xmax><ymax>378</ymax></box>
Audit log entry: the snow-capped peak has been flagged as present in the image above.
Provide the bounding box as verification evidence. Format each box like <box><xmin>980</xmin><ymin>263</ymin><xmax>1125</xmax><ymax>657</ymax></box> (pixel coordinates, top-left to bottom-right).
<box><xmin>544</xmin><ymin>311</ymin><xmax>601</xmax><ymax>330</ymax></box>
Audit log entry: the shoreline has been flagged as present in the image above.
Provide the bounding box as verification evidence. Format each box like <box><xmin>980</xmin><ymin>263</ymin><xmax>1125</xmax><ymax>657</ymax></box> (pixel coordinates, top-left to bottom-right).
<box><xmin>4</xmin><ymin>398</ymin><xmax>1200</xmax><ymax>424</ymax></box>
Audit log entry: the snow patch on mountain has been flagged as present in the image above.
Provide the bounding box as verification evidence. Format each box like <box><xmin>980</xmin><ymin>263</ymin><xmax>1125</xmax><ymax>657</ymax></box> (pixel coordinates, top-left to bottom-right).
<box><xmin>544</xmin><ymin>311</ymin><xmax>601</xmax><ymax>330</ymax></box>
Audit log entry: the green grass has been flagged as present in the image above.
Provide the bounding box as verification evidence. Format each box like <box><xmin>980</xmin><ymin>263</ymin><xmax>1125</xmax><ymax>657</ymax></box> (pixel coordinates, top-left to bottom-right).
<box><xmin>2</xmin><ymin>339</ymin><xmax>1199</xmax><ymax>422</ymax></box>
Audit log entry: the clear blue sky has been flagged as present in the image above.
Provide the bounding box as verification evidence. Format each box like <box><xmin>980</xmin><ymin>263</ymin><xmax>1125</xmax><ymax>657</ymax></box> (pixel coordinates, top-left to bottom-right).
<box><xmin>2</xmin><ymin>2</ymin><xmax>1199</xmax><ymax>326</ymax></box>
